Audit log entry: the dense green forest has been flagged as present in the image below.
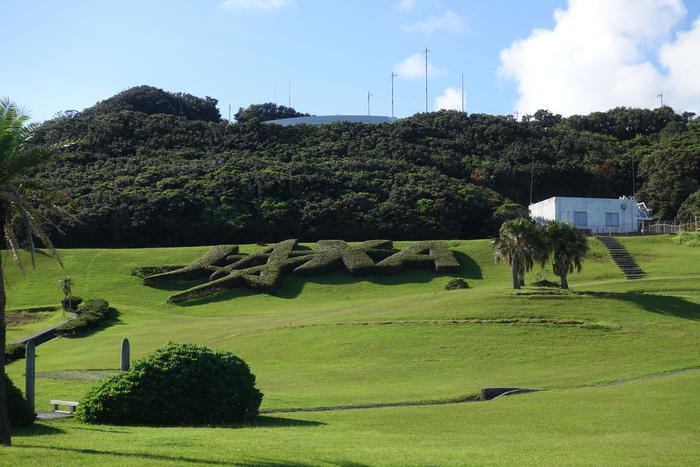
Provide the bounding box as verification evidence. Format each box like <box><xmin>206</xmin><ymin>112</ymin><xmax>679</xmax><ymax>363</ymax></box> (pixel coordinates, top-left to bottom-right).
<box><xmin>30</xmin><ymin>86</ymin><xmax>700</xmax><ymax>248</ymax></box>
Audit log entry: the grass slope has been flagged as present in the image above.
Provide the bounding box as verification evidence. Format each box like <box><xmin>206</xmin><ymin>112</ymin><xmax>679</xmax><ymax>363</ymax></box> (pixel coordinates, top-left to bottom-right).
<box><xmin>2</xmin><ymin>235</ymin><xmax>699</xmax><ymax>464</ymax></box>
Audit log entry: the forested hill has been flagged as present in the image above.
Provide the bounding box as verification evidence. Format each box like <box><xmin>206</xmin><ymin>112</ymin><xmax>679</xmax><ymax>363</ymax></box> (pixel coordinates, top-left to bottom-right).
<box><xmin>32</xmin><ymin>86</ymin><xmax>699</xmax><ymax>248</ymax></box>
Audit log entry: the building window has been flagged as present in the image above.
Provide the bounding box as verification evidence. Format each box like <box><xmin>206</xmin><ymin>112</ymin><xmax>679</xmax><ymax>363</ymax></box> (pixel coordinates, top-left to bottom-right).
<box><xmin>573</xmin><ymin>211</ymin><xmax>588</xmax><ymax>228</ymax></box>
<box><xmin>605</xmin><ymin>212</ymin><xmax>620</xmax><ymax>227</ymax></box>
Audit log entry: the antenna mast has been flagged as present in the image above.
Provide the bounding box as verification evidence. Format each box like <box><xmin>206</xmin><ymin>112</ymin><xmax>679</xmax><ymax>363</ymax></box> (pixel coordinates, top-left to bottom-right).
<box><xmin>657</xmin><ymin>91</ymin><xmax>664</xmax><ymax>107</ymax></box>
<box><xmin>288</xmin><ymin>80</ymin><xmax>291</xmax><ymax>108</ymax></box>
<box><xmin>368</xmin><ymin>91</ymin><xmax>373</xmax><ymax>116</ymax></box>
<box><xmin>391</xmin><ymin>72</ymin><xmax>397</xmax><ymax>118</ymax></box>
<box><xmin>424</xmin><ymin>47</ymin><xmax>430</xmax><ymax>112</ymax></box>
<box><xmin>461</xmin><ymin>72</ymin><xmax>464</xmax><ymax>113</ymax></box>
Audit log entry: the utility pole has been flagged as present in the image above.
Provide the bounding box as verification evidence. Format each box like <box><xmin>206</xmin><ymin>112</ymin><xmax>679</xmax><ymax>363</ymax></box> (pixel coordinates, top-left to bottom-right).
<box><xmin>288</xmin><ymin>80</ymin><xmax>291</xmax><ymax>108</ymax></box>
<box><xmin>367</xmin><ymin>91</ymin><xmax>373</xmax><ymax>116</ymax></box>
<box><xmin>461</xmin><ymin>72</ymin><xmax>464</xmax><ymax>113</ymax></box>
<box><xmin>424</xmin><ymin>46</ymin><xmax>430</xmax><ymax>112</ymax></box>
<box><xmin>228</xmin><ymin>104</ymin><xmax>231</xmax><ymax>122</ymax></box>
<box><xmin>529</xmin><ymin>153</ymin><xmax>535</xmax><ymax>205</ymax></box>
<box><xmin>391</xmin><ymin>72</ymin><xmax>397</xmax><ymax>118</ymax></box>
<box><xmin>632</xmin><ymin>156</ymin><xmax>636</xmax><ymax>199</ymax></box>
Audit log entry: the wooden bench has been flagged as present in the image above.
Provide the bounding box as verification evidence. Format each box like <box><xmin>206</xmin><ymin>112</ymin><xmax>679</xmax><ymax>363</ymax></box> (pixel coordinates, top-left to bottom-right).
<box><xmin>50</xmin><ymin>400</ymin><xmax>79</xmax><ymax>414</ymax></box>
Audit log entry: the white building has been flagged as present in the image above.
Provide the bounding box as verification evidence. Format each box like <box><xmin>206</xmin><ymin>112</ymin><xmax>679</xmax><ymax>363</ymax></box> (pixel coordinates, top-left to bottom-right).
<box><xmin>529</xmin><ymin>196</ymin><xmax>653</xmax><ymax>233</ymax></box>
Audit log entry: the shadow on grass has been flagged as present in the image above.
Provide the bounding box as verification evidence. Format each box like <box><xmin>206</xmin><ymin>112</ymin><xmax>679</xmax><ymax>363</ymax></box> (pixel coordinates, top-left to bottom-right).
<box><xmin>12</xmin><ymin>422</ymin><xmax>64</xmax><ymax>437</ymax></box>
<box><xmin>15</xmin><ymin>444</ymin><xmax>315</xmax><ymax>466</ymax></box>
<box><xmin>246</xmin><ymin>415</ymin><xmax>325</xmax><ymax>428</ymax></box>
<box><xmin>574</xmin><ymin>291</ymin><xmax>700</xmax><ymax>321</ymax></box>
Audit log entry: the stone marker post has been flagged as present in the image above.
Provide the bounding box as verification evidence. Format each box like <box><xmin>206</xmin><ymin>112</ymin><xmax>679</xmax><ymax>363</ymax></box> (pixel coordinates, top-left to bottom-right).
<box><xmin>25</xmin><ymin>341</ymin><xmax>35</xmax><ymax>413</ymax></box>
<box><xmin>120</xmin><ymin>338</ymin><xmax>130</xmax><ymax>371</ymax></box>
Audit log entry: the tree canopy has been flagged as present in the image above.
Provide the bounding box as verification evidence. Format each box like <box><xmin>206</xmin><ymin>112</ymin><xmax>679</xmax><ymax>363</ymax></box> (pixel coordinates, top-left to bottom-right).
<box><xmin>234</xmin><ymin>102</ymin><xmax>310</xmax><ymax>123</ymax></box>
<box><xmin>25</xmin><ymin>87</ymin><xmax>700</xmax><ymax>248</ymax></box>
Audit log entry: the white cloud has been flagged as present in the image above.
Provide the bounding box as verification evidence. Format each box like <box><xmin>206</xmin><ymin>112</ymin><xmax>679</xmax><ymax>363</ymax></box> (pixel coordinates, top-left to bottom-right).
<box><xmin>394</xmin><ymin>53</ymin><xmax>445</xmax><ymax>80</ymax></box>
<box><xmin>219</xmin><ymin>0</ymin><xmax>294</xmax><ymax>10</ymax></box>
<box><xmin>659</xmin><ymin>17</ymin><xmax>700</xmax><ymax>113</ymax></box>
<box><xmin>435</xmin><ymin>87</ymin><xmax>464</xmax><ymax>111</ymax></box>
<box><xmin>499</xmin><ymin>0</ymin><xmax>700</xmax><ymax>115</ymax></box>
<box><xmin>403</xmin><ymin>10</ymin><xmax>468</xmax><ymax>35</ymax></box>
<box><xmin>394</xmin><ymin>0</ymin><xmax>417</xmax><ymax>11</ymax></box>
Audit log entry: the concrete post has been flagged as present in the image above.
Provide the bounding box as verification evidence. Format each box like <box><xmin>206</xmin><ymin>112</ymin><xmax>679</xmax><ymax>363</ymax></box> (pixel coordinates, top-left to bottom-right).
<box><xmin>120</xmin><ymin>338</ymin><xmax>130</xmax><ymax>371</ymax></box>
<box><xmin>25</xmin><ymin>341</ymin><xmax>35</xmax><ymax>413</ymax></box>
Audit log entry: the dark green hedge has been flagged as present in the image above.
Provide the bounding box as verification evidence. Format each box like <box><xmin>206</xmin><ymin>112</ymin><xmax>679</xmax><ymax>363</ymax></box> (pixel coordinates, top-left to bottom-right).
<box><xmin>131</xmin><ymin>265</ymin><xmax>184</xmax><ymax>278</ymax></box>
<box><xmin>3</xmin><ymin>373</ymin><xmax>35</xmax><ymax>427</ymax></box>
<box><xmin>153</xmin><ymin>239</ymin><xmax>461</xmax><ymax>303</ymax></box>
<box><xmin>61</xmin><ymin>295</ymin><xmax>83</xmax><ymax>312</ymax></box>
<box><xmin>55</xmin><ymin>299</ymin><xmax>111</xmax><ymax>337</ymax></box>
<box><xmin>143</xmin><ymin>245</ymin><xmax>239</xmax><ymax>286</ymax></box>
<box><xmin>445</xmin><ymin>279</ymin><xmax>470</xmax><ymax>290</ymax></box>
<box><xmin>376</xmin><ymin>241</ymin><xmax>460</xmax><ymax>274</ymax></box>
<box><xmin>77</xmin><ymin>342</ymin><xmax>263</xmax><ymax>425</ymax></box>
<box><xmin>5</xmin><ymin>343</ymin><xmax>26</xmax><ymax>363</ymax></box>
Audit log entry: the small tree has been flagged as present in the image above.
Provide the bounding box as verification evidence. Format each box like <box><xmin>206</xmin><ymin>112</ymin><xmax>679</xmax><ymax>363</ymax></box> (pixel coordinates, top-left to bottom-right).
<box><xmin>541</xmin><ymin>221</ymin><xmax>589</xmax><ymax>289</ymax></box>
<box><xmin>491</xmin><ymin>218</ymin><xmax>546</xmax><ymax>289</ymax></box>
<box><xmin>58</xmin><ymin>276</ymin><xmax>73</xmax><ymax>316</ymax></box>
<box><xmin>0</xmin><ymin>98</ymin><xmax>75</xmax><ymax>446</ymax></box>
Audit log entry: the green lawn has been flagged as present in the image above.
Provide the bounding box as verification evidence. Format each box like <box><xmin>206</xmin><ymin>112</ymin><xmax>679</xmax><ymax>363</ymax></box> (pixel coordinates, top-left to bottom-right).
<box><xmin>2</xmin><ymin>235</ymin><xmax>700</xmax><ymax>464</ymax></box>
<box><xmin>6</xmin><ymin>370</ymin><xmax>700</xmax><ymax>466</ymax></box>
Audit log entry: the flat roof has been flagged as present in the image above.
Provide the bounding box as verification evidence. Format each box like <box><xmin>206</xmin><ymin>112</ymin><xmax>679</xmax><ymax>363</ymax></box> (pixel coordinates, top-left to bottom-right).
<box><xmin>267</xmin><ymin>115</ymin><xmax>398</xmax><ymax>126</ymax></box>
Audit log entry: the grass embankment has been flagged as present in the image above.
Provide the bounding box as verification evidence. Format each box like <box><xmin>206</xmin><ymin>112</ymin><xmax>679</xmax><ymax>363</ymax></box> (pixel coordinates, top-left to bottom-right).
<box><xmin>2</xmin><ymin>235</ymin><xmax>700</xmax><ymax>464</ymax></box>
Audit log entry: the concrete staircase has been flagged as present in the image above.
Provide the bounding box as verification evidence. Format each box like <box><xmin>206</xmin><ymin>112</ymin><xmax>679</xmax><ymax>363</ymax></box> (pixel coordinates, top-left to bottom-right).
<box><xmin>597</xmin><ymin>237</ymin><xmax>646</xmax><ymax>279</ymax></box>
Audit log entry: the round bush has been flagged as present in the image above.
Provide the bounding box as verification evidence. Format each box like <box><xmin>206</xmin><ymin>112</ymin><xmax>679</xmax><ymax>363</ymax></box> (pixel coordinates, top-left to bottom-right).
<box><xmin>3</xmin><ymin>373</ymin><xmax>35</xmax><ymax>427</ymax></box>
<box><xmin>61</xmin><ymin>295</ymin><xmax>83</xmax><ymax>311</ymax></box>
<box><xmin>77</xmin><ymin>343</ymin><xmax>263</xmax><ymax>425</ymax></box>
<box><xmin>445</xmin><ymin>279</ymin><xmax>470</xmax><ymax>290</ymax></box>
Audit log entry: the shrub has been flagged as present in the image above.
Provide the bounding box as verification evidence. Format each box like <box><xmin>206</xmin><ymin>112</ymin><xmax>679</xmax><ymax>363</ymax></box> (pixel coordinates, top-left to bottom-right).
<box><xmin>445</xmin><ymin>279</ymin><xmax>470</xmax><ymax>290</ymax></box>
<box><xmin>672</xmin><ymin>231</ymin><xmax>700</xmax><ymax>247</ymax></box>
<box><xmin>61</xmin><ymin>295</ymin><xmax>83</xmax><ymax>312</ymax></box>
<box><xmin>77</xmin><ymin>343</ymin><xmax>263</xmax><ymax>425</ymax></box>
<box><xmin>55</xmin><ymin>299</ymin><xmax>111</xmax><ymax>337</ymax></box>
<box><xmin>532</xmin><ymin>279</ymin><xmax>561</xmax><ymax>288</ymax></box>
<box><xmin>143</xmin><ymin>245</ymin><xmax>239</xmax><ymax>286</ymax></box>
<box><xmin>377</xmin><ymin>241</ymin><xmax>460</xmax><ymax>274</ymax></box>
<box><xmin>3</xmin><ymin>373</ymin><xmax>35</xmax><ymax>427</ymax></box>
<box><xmin>5</xmin><ymin>343</ymin><xmax>26</xmax><ymax>363</ymax></box>
<box><xmin>131</xmin><ymin>265</ymin><xmax>184</xmax><ymax>278</ymax></box>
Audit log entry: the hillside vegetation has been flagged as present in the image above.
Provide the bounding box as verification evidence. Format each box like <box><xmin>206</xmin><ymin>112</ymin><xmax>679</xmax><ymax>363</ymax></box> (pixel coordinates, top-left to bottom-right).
<box><xmin>30</xmin><ymin>86</ymin><xmax>700</xmax><ymax>248</ymax></box>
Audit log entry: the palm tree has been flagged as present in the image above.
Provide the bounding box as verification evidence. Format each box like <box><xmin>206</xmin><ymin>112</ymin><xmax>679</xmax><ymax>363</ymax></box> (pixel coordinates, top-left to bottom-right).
<box><xmin>492</xmin><ymin>218</ymin><xmax>545</xmax><ymax>289</ymax></box>
<box><xmin>0</xmin><ymin>98</ymin><xmax>75</xmax><ymax>446</ymax></box>
<box><xmin>58</xmin><ymin>276</ymin><xmax>74</xmax><ymax>316</ymax></box>
<box><xmin>541</xmin><ymin>221</ymin><xmax>589</xmax><ymax>289</ymax></box>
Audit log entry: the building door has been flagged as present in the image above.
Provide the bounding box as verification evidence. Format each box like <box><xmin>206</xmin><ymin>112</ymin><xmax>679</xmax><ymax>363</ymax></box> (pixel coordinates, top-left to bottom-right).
<box><xmin>573</xmin><ymin>211</ymin><xmax>588</xmax><ymax>228</ymax></box>
<box><xmin>605</xmin><ymin>212</ymin><xmax>620</xmax><ymax>233</ymax></box>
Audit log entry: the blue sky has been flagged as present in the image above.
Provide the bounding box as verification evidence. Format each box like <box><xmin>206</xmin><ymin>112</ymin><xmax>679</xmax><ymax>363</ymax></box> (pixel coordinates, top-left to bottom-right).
<box><xmin>5</xmin><ymin>0</ymin><xmax>700</xmax><ymax>122</ymax></box>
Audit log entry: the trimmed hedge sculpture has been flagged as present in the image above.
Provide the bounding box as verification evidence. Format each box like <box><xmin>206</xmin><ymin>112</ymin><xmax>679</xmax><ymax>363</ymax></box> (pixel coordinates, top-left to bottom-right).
<box><xmin>140</xmin><ymin>239</ymin><xmax>462</xmax><ymax>304</ymax></box>
<box><xmin>3</xmin><ymin>373</ymin><xmax>35</xmax><ymax>427</ymax></box>
<box><xmin>55</xmin><ymin>299</ymin><xmax>111</xmax><ymax>337</ymax></box>
<box><xmin>77</xmin><ymin>343</ymin><xmax>263</xmax><ymax>425</ymax></box>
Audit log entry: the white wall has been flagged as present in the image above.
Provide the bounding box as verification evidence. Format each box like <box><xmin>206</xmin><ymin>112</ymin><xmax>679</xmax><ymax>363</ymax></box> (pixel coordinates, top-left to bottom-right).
<box><xmin>529</xmin><ymin>197</ymin><xmax>638</xmax><ymax>233</ymax></box>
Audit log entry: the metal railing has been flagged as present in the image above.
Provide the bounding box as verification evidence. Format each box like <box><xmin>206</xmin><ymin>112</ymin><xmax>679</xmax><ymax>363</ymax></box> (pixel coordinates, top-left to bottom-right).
<box><xmin>647</xmin><ymin>220</ymin><xmax>700</xmax><ymax>234</ymax></box>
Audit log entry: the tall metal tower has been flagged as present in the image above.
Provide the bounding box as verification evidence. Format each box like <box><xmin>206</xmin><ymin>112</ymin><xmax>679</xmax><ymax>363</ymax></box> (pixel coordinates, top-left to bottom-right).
<box><xmin>391</xmin><ymin>72</ymin><xmax>397</xmax><ymax>118</ymax></box>
<box><xmin>657</xmin><ymin>91</ymin><xmax>664</xmax><ymax>107</ymax></box>
<box><xmin>424</xmin><ymin>47</ymin><xmax>430</xmax><ymax>112</ymax></box>
<box><xmin>367</xmin><ymin>91</ymin><xmax>373</xmax><ymax>116</ymax></box>
<box><xmin>461</xmin><ymin>72</ymin><xmax>464</xmax><ymax>113</ymax></box>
